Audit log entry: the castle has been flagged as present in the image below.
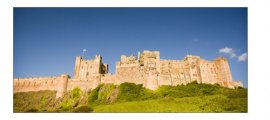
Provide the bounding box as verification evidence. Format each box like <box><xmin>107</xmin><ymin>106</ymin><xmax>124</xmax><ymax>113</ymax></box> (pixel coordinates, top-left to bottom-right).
<box><xmin>14</xmin><ymin>50</ymin><xmax>243</xmax><ymax>98</ymax></box>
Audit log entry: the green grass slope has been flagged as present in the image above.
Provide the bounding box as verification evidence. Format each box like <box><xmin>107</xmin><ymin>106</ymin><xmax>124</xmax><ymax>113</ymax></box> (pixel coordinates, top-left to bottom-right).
<box><xmin>14</xmin><ymin>82</ymin><xmax>247</xmax><ymax>113</ymax></box>
<box><xmin>93</xmin><ymin>95</ymin><xmax>246</xmax><ymax>112</ymax></box>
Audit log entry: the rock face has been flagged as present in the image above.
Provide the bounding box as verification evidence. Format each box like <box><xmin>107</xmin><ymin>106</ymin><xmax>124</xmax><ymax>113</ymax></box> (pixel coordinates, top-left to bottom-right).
<box><xmin>14</xmin><ymin>50</ymin><xmax>243</xmax><ymax>98</ymax></box>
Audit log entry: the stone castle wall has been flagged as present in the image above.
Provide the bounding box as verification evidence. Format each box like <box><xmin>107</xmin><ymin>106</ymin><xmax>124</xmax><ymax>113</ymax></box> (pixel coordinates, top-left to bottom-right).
<box><xmin>67</xmin><ymin>79</ymin><xmax>100</xmax><ymax>92</ymax></box>
<box><xmin>13</xmin><ymin>74</ymin><xmax>69</xmax><ymax>98</ymax></box>
<box><xmin>14</xmin><ymin>50</ymin><xmax>243</xmax><ymax>98</ymax></box>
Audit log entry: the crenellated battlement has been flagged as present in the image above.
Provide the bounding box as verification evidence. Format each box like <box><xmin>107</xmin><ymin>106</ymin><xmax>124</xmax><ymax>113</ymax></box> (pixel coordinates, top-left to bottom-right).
<box><xmin>14</xmin><ymin>76</ymin><xmax>58</xmax><ymax>81</ymax></box>
<box><xmin>160</xmin><ymin>59</ymin><xmax>183</xmax><ymax>63</ymax></box>
<box><xmin>120</xmin><ymin>54</ymin><xmax>137</xmax><ymax>64</ymax></box>
<box><xmin>14</xmin><ymin>74</ymin><xmax>69</xmax><ymax>98</ymax></box>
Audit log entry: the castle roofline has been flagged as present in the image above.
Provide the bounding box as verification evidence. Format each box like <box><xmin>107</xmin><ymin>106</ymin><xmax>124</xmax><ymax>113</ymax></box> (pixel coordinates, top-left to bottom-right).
<box><xmin>76</xmin><ymin>54</ymin><xmax>102</xmax><ymax>61</ymax></box>
<box><xmin>183</xmin><ymin>54</ymin><xmax>201</xmax><ymax>60</ymax></box>
<box><xmin>142</xmin><ymin>50</ymin><xmax>160</xmax><ymax>53</ymax></box>
<box><xmin>214</xmin><ymin>56</ymin><xmax>228</xmax><ymax>61</ymax></box>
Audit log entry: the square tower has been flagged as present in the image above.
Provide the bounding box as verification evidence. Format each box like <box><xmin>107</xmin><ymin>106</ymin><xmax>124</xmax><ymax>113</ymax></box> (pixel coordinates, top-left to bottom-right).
<box><xmin>73</xmin><ymin>55</ymin><xmax>108</xmax><ymax>80</ymax></box>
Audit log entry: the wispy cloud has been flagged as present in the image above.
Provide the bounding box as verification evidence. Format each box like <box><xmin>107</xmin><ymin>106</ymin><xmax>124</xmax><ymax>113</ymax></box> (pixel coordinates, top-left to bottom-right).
<box><xmin>219</xmin><ymin>47</ymin><xmax>237</xmax><ymax>58</ymax></box>
<box><xmin>219</xmin><ymin>47</ymin><xmax>247</xmax><ymax>62</ymax></box>
<box><xmin>238</xmin><ymin>53</ymin><xmax>247</xmax><ymax>62</ymax></box>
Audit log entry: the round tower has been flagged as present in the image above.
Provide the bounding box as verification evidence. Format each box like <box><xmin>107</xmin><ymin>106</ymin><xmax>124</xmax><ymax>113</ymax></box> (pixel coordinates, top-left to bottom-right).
<box><xmin>56</xmin><ymin>74</ymin><xmax>69</xmax><ymax>98</ymax></box>
<box><xmin>214</xmin><ymin>57</ymin><xmax>233</xmax><ymax>88</ymax></box>
<box><xmin>145</xmin><ymin>71</ymin><xmax>159</xmax><ymax>90</ymax></box>
<box><xmin>74</xmin><ymin>56</ymin><xmax>82</xmax><ymax>79</ymax></box>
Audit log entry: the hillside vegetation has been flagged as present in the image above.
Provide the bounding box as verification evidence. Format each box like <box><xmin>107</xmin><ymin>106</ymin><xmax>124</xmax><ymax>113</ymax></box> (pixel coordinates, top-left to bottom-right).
<box><xmin>14</xmin><ymin>82</ymin><xmax>247</xmax><ymax>112</ymax></box>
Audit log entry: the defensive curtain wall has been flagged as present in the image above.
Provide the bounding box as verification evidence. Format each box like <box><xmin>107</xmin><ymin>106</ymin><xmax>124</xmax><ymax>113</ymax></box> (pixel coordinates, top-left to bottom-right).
<box><xmin>14</xmin><ymin>50</ymin><xmax>243</xmax><ymax>98</ymax></box>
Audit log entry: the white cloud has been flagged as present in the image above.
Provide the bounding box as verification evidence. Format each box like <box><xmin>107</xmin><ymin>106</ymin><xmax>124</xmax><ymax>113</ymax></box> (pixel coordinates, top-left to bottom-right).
<box><xmin>219</xmin><ymin>47</ymin><xmax>237</xmax><ymax>58</ymax></box>
<box><xmin>238</xmin><ymin>53</ymin><xmax>248</xmax><ymax>62</ymax></box>
<box><xmin>219</xmin><ymin>47</ymin><xmax>247</xmax><ymax>62</ymax></box>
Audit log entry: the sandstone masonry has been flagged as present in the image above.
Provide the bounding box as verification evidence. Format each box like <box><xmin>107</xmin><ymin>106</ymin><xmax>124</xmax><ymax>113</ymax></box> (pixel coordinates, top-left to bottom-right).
<box><xmin>14</xmin><ymin>50</ymin><xmax>243</xmax><ymax>98</ymax></box>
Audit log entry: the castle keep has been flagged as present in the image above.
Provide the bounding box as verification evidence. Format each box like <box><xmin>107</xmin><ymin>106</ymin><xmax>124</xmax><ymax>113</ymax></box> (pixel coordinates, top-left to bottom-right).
<box><xmin>14</xmin><ymin>50</ymin><xmax>243</xmax><ymax>98</ymax></box>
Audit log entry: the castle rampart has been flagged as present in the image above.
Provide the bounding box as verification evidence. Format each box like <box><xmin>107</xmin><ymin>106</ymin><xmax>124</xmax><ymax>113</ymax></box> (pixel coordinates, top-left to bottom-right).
<box><xmin>14</xmin><ymin>50</ymin><xmax>243</xmax><ymax>98</ymax></box>
<box><xmin>14</xmin><ymin>74</ymin><xmax>69</xmax><ymax>98</ymax></box>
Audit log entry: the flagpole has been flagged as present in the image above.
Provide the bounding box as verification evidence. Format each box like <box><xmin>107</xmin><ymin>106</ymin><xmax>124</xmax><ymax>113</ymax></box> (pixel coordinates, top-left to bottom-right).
<box><xmin>82</xmin><ymin>49</ymin><xmax>87</xmax><ymax>59</ymax></box>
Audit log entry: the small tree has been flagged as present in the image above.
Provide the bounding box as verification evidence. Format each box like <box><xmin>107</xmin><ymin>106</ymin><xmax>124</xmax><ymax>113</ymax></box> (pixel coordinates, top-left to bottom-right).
<box><xmin>72</xmin><ymin>87</ymin><xmax>81</xmax><ymax>99</ymax></box>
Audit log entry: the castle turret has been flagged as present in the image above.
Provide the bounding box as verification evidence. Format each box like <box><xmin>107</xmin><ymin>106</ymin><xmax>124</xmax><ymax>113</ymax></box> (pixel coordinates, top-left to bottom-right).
<box><xmin>74</xmin><ymin>56</ymin><xmax>82</xmax><ymax>79</ymax></box>
<box><xmin>73</xmin><ymin>54</ymin><xmax>107</xmax><ymax>80</ymax></box>
<box><xmin>184</xmin><ymin>55</ymin><xmax>200</xmax><ymax>83</ymax></box>
<box><xmin>102</xmin><ymin>64</ymin><xmax>109</xmax><ymax>74</ymax></box>
<box><xmin>140</xmin><ymin>50</ymin><xmax>160</xmax><ymax>71</ymax></box>
<box><xmin>214</xmin><ymin>57</ymin><xmax>233</xmax><ymax>88</ymax></box>
<box><xmin>56</xmin><ymin>74</ymin><xmax>69</xmax><ymax>98</ymax></box>
<box><xmin>145</xmin><ymin>71</ymin><xmax>159</xmax><ymax>90</ymax></box>
<box><xmin>95</xmin><ymin>55</ymin><xmax>102</xmax><ymax>62</ymax></box>
<box><xmin>95</xmin><ymin>55</ymin><xmax>102</xmax><ymax>73</ymax></box>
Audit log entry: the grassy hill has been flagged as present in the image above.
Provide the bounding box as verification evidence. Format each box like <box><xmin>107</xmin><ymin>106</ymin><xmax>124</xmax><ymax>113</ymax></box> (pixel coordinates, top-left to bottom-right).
<box><xmin>13</xmin><ymin>82</ymin><xmax>247</xmax><ymax>113</ymax></box>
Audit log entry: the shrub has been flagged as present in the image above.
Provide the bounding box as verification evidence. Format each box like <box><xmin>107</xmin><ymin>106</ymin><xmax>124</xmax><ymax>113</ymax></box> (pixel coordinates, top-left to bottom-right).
<box><xmin>117</xmin><ymin>82</ymin><xmax>143</xmax><ymax>102</ymax></box>
<box><xmin>139</xmin><ymin>89</ymin><xmax>159</xmax><ymax>100</ymax></box>
<box><xmin>97</xmin><ymin>84</ymin><xmax>118</xmax><ymax>103</ymax></box>
<box><xmin>223</xmin><ymin>87</ymin><xmax>247</xmax><ymax>98</ymax></box>
<box><xmin>37</xmin><ymin>96</ymin><xmax>46</xmax><ymax>111</ymax></box>
<box><xmin>57</xmin><ymin>99</ymin><xmax>75</xmax><ymax>112</ymax></box>
<box><xmin>157</xmin><ymin>82</ymin><xmax>225</xmax><ymax>98</ymax></box>
<box><xmin>88</xmin><ymin>84</ymin><xmax>103</xmax><ymax>104</ymax></box>
<box><xmin>71</xmin><ymin>87</ymin><xmax>81</xmax><ymax>99</ymax></box>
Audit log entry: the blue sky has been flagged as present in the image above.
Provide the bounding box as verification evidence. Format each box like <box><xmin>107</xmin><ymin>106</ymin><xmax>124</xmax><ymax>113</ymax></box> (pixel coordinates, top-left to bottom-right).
<box><xmin>14</xmin><ymin>8</ymin><xmax>247</xmax><ymax>87</ymax></box>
